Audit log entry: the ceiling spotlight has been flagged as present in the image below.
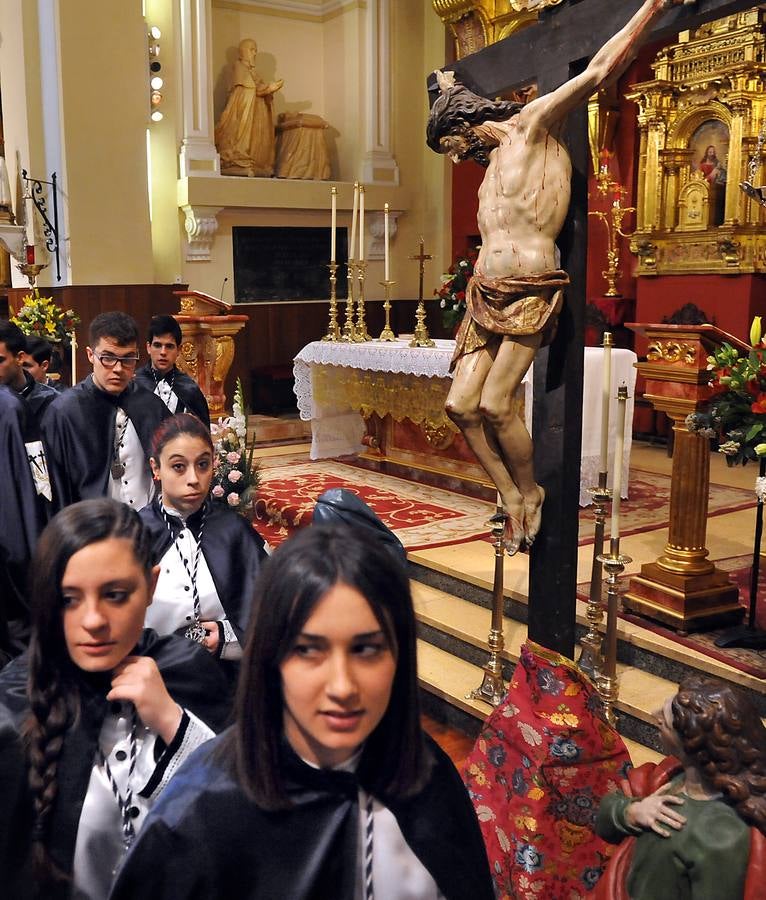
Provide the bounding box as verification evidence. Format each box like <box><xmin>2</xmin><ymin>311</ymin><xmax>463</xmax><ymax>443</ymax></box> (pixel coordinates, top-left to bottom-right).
<box><xmin>150</xmin><ymin>110</ymin><xmax>164</xmax><ymax>122</ymax></box>
<box><xmin>150</xmin><ymin>75</ymin><xmax>164</xmax><ymax>90</ymax></box>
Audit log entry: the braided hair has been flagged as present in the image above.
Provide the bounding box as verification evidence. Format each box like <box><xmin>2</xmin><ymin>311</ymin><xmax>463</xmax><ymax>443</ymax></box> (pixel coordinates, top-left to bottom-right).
<box><xmin>672</xmin><ymin>674</ymin><xmax>766</xmax><ymax>833</ymax></box>
<box><xmin>23</xmin><ymin>499</ymin><xmax>154</xmax><ymax>883</ymax></box>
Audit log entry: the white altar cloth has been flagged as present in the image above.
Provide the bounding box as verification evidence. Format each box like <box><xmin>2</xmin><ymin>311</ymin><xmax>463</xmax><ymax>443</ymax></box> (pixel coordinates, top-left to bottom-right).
<box><xmin>293</xmin><ymin>339</ymin><xmax>636</xmax><ymax>506</ymax></box>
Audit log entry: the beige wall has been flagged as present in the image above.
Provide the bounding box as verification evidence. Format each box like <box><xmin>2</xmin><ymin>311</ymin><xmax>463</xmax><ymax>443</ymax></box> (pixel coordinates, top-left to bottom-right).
<box><xmin>57</xmin><ymin>0</ymin><xmax>154</xmax><ymax>283</ymax></box>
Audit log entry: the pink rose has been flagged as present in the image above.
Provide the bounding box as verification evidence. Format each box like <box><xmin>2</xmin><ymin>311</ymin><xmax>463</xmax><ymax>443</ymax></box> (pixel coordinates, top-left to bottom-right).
<box><xmin>227</xmin><ymin>451</ymin><xmax>241</xmax><ymax>464</ymax></box>
<box><xmin>211</xmin><ymin>485</ymin><xmax>224</xmax><ymax>498</ymax></box>
<box><xmin>227</xmin><ymin>492</ymin><xmax>240</xmax><ymax>507</ymax></box>
<box><xmin>227</xmin><ymin>469</ymin><xmax>242</xmax><ymax>483</ymax></box>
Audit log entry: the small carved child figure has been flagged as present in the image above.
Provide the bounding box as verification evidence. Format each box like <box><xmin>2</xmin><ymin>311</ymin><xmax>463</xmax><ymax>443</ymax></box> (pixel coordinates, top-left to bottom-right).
<box><xmin>595</xmin><ymin>674</ymin><xmax>766</xmax><ymax>899</ymax></box>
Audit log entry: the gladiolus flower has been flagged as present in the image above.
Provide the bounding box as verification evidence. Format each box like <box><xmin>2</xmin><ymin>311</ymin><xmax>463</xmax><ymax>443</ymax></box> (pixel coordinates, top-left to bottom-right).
<box><xmin>752</xmin><ymin>393</ymin><xmax>766</xmax><ymax>414</ymax></box>
<box><xmin>755</xmin><ymin>444</ymin><xmax>766</xmax><ymax>457</ymax></box>
<box><xmin>751</xmin><ymin>316</ymin><xmax>763</xmax><ymax>347</ymax></box>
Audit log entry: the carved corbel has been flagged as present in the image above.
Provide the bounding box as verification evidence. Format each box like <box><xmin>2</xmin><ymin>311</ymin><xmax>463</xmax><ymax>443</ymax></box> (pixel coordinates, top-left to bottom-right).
<box><xmin>181</xmin><ymin>205</ymin><xmax>223</xmax><ymax>262</ymax></box>
<box><xmin>632</xmin><ymin>239</ymin><xmax>658</xmax><ymax>270</ymax></box>
<box><xmin>717</xmin><ymin>239</ymin><xmax>741</xmax><ymax>267</ymax></box>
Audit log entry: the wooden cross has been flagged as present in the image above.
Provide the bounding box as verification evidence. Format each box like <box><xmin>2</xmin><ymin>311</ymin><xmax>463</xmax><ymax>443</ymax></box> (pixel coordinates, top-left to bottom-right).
<box><xmin>429</xmin><ymin>0</ymin><xmax>752</xmax><ymax>657</ymax></box>
<box><xmin>409</xmin><ymin>238</ymin><xmax>433</xmax><ymax>303</ymax></box>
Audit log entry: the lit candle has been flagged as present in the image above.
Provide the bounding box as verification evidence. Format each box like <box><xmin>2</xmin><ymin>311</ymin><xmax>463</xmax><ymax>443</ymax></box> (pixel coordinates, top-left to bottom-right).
<box><xmin>610</xmin><ymin>385</ymin><xmax>628</xmax><ymax>541</ymax></box>
<box><xmin>349</xmin><ymin>182</ymin><xmax>359</xmax><ymax>263</ymax></box>
<box><xmin>70</xmin><ymin>331</ymin><xmax>77</xmax><ymax>384</ymax></box>
<box><xmin>600</xmin><ymin>332</ymin><xmax>613</xmax><ymax>473</ymax></box>
<box><xmin>359</xmin><ymin>185</ymin><xmax>365</xmax><ymax>262</ymax></box>
<box><xmin>26</xmin><ymin>244</ymin><xmax>35</xmax><ymax>265</ymax></box>
<box><xmin>384</xmin><ymin>203</ymin><xmax>390</xmax><ymax>281</ymax></box>
<box><xmin>330</xmin><ymin>187</ymin><xmax>337</xmax><ymax>263</ymax></box>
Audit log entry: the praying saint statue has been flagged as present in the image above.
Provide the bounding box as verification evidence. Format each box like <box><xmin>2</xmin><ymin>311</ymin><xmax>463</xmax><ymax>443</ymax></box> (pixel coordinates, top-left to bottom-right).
<box><xmin>215</xmin><ymin>38</ymin><xmax>284</xmax><ymax>177</ymax></box>
<box><xmin>427</xmin><ymin>0</ymin><xmax>693</xmax><ymax>554</ymax></box>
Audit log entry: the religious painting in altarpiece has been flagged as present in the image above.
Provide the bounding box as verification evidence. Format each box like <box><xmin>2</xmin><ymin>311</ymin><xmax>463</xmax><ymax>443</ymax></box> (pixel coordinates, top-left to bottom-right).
<box><xmin>626</xmin><ymin>8</ymin><xmax>766</xmax><ymax>277</ymax></box>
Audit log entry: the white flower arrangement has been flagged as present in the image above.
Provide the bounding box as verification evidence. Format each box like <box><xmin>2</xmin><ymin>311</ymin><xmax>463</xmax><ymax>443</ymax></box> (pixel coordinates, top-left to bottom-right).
<box><xmin>210</xmin><ymin>378</ymin><xmax>259</xmax><ymax>516</ymax></box>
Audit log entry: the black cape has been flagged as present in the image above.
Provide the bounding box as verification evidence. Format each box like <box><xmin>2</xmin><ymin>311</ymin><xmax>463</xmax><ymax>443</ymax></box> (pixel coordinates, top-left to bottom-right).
<box><xmin>134</xmin><ymin>364</ymin><xmax>210</xmax><ymax>428</ymax></box>
<box><xmin>138</xmin><ymin>498</ymin><xmax>266</xmax><ymax>645</ymax></box>
<box><xmin>40</xmin><ymin>374</ymin><xmax>169</xmax><ymax>511</ymax></box>
<box><xmin>0</xmin><ymin>388</ymin><xmax>39</xmax><ymax>661</ymax></box>
<box><xmin>17</xmin><ymin>372</ymin><xmax>58</xmax><ymax>442</ymax></box>
<box><xmin>0</xmin><ymin>629</ymin><xmax>232</xmax><ymax>899</ymax></box>
<box><xmin>109</xmin><ymin>731</ymin><xmax>494</xmax><ymax>900</ymax></box>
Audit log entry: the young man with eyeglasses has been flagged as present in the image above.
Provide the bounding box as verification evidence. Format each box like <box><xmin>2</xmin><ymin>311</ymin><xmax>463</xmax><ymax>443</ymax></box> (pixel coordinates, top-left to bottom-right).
<box><xmin>134</xmin><ymin>314</ymin><xmax>210</xmax><ymax>427</ymax></box>
<box><xmin>41</xmin><ymin>311</ymin><xmax>169</xmax><ymax>511</ymax></box>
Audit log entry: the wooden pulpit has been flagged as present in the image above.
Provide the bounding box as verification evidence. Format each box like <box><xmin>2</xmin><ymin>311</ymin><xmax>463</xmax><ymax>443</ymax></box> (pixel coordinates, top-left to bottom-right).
<box><xmin>624</xmin><ymin>322</ymin><xmax>746</xmax><ymax>633</ymax></box>
<box><xmin>172</xmin><ymin>290</ymin><xmax>248</xmax><ymax>420</ymax></box>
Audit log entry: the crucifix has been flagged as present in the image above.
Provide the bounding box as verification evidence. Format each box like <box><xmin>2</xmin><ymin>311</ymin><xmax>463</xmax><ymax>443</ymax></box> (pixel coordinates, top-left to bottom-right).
<box><xmin>427</xmin><ymin>0</ymin><xmax>745</xmax><ymax>657</ymax></box>
<box><xmin>409</xmin><ymin>237</ymin><xmax>435</xmax><ymax>348</ymax></box>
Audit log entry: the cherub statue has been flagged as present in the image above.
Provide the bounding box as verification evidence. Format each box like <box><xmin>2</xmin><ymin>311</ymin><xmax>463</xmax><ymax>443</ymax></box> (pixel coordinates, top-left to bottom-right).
<box><xmin>427</xmin><ymin>0</ymin><xmax>693</xmax><ymax>554</ymax></box>
<box><xmin>595</xmin><ymin>674</ymin><xmax>766</xmax><ymax>899</ymax></box>
<box><xmin>215</xmin><ymin>38</ymin><xmax>284</xmax><ymax>177</ymax></box>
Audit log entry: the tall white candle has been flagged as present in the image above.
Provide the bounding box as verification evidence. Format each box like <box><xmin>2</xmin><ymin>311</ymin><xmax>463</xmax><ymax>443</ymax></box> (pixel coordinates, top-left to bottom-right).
<box><xmin>330</xmin><ymin>187</ymin><xmax>337</xmax><ymax>262</ymax></box>
<box><xmin>359</xmin><ymin>185</ymin><xmax>365</xmax><ymax>262</ymax></box>
<box><xmin>610</xmin><ymin>386</ymin><xmax>628</xmax><ymax>540</ymax></box>
<box><xmin>349</xmin><ymin>182</ymin><xmax>359</xmax><ymax>263</ymax></box>
<box><xmin>70</xmin><ymin>331</ymin><xmax>77</xmax><ymax>384</ymax></box>
<box><xmin>384</xmin><ymin>203</ymin><xmax>390</xmax><ymax>281</ymax></box>
<box><xmin>600</xmin><ymin>332</ymin><xmax>613</xmax><ymax>472</ymax></box>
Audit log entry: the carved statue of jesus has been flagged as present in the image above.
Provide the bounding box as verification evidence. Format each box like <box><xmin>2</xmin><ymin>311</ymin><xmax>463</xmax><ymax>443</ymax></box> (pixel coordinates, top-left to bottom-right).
<box><xmin>427</xmin><ymin>0</ymin><xmax>693</xmax><ymax>555</ymax></box>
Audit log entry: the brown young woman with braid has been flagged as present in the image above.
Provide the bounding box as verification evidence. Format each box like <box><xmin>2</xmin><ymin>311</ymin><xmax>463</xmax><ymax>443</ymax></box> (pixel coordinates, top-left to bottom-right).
<box><xmin>0</xmin><ymin>498</ymin><xmax>229</xmax><ymax>899</ymax></box>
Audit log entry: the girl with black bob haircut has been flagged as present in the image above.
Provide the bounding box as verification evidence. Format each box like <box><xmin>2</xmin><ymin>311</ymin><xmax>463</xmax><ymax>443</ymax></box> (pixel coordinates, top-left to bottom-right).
<box><xmin>0</xmin><ymin>498</ymin><xmax>229</xmax><ymax>899</ymax></box>
<box><xmin>111</xmin><ymin>524</ymin><xmax>494</xmax><ymax>899</ymax></box>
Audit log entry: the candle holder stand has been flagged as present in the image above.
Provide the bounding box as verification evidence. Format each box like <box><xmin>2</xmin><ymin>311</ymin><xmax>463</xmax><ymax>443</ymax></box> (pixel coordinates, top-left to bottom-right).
<box><xmin>17</xmin><ymin>261</ymin><xmax>47</xmax><ymax>288</ymax></box>
<box><xmin>354</xmin><ymin>260</ymin><xmax>371</xmax><ymax>342</ymax></box>
<box><xmin>378</xmin><ymin>280</ymin><xmax>396</xmax><ymax>341</ymax></box>
<box><xmin>468</xmin><ymin>511</ymin><xmax>508</xmax><ymax>707</ymax></box>
<box><xmin>342</xmin><ymin>261</ymin><xmax>357</xmax><ymax>342</ymax></box>
<box><xmin>409</xmin><ymin>295</ymin><xmax>434</xmax><ymax>348</ymax></box>
<box><xmin>595</xmin><ymin>537</ymin><xmax>631</xmax><ymax>726</ymax></box>
<box><xmin>322</xmin><ymin>261</ymin><xmax>342</xmax><ymax>342</ymax></box>
<box><xmin>578</xmin><ymin>471</ymin><xmax>612</xmax><ymax>678</ymax></box>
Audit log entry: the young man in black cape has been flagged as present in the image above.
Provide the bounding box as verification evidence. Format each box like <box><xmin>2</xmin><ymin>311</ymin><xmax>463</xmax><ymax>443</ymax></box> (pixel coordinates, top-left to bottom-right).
<box><xmin>134</xmin><ymin>314</ymin><xmax>210</xmax><ymax>428</ymax></box>
<box><xmin>41</xmin><ymin>311</ymin><xmax>169</xmax><ymax>512</ymax></box>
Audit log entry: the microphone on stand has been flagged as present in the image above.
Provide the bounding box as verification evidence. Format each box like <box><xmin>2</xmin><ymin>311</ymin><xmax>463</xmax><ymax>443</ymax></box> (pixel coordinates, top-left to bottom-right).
<box><xmin>220</xmin><ymin>276</ymin><xmax>229</xmax><ymax>302</ymax></box>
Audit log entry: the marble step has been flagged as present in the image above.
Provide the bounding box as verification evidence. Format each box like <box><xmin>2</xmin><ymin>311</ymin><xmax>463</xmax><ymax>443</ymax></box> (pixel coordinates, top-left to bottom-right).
<box><xmin>416</xmin><ymin>639</ymin><xmax>661</xmax><ymax>769</ymax></box>
<box><xmin>408</xmin><ymin>554</ymin><xmax>766</xmax><ymax>721</ymax></box>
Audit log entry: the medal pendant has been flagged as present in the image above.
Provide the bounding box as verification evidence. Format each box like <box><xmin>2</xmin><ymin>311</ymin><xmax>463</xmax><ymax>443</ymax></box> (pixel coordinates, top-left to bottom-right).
<box><xmin>111</xmin><ymin>461</ymin><xmax>126</xmax><ymax>480</ymax></box>
<box><xmin>184</xmin><ymin>618</ymin><xmax>207</xmax><ymax>644</ymax></box>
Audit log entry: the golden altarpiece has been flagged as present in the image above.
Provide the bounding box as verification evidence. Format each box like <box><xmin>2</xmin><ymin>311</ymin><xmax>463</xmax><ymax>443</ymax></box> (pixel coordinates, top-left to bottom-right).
<box><xmin>627</xmin><ymin>9</ymin><xmax>766</xmax><ymax>276</ymax></box>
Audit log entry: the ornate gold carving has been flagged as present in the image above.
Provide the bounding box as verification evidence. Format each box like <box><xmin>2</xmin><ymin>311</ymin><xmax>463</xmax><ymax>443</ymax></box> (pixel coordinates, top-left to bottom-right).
<box><xmin>422</xmin><ymin>422</ymin><xmax>456</xmax><ymax>450</ymax></box>
<box><xmin>627</xmin><ymin>10</ymin><xmax>766</xmax><ymax>277</ymax></box>
<box><xmin>178</xmin><ymin>339</ymin><xmax>198</xmax><ymax>378</ymax></box>
<box><xmin>431</xmin><ymin>0</ymin><xmax>559</xmax><ymax>59</ymax></box>
<box><xmin>646</xmin><ymin>340</ymin><xmax>696</xmax><ymax>366</ymax></box>
<box><xmin>212</xmin><ymin>336</ymin><xmax>234</xmax><ymax>382</ymax></box>
<box><xmin>180</xmin><ymin>297</ymin><xmax>195</xmax><ymax>313</ymax></box>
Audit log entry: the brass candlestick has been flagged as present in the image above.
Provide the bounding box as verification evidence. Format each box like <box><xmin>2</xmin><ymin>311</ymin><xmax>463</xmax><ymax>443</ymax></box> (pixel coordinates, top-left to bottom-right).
<box><xmin>596</xmin><ymin>537</ymin><xmax>631</xmax><ymax>726</ymax></box>
<box><xmin>354</xmin><ymin>259</ymin><xmax>371</xmax><ymax>342</ymax></box>
<box><xmin>588</xmin><ymin>152</ymin><xmax>636</xmax><ymax>298</ymax></box>
<box><xmin>322</xmin><ymin>261</ymin><xmax>342</xmax><ymax>341</ymax></box>
<box><xmin>342</xmin><ymin>260</ymin><xmax>357</xmax><ymax>342</ymax></box>
<box><xmin>378</xmin><ymin>279</ymin><xmax>396</xmax><ymax>341</ymax></box>
<box><xmin>469</xmin><ymin>511</ymin><xmax>508</xmax><ymax>707</ymax></box>
<box><xmin>578</xmin><ymin>471</ymin><xmax>612</xmax><ymax>678</ymax></box>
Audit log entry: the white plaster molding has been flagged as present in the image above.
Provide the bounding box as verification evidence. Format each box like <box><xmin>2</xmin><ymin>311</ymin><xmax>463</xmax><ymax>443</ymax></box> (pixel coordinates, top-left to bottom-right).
<box><xmin>212</xmin><ymin>0</ymin><xmax>356</xmax><ymax>19</ymax></box>
<box><xmin>360</xmin><ymin>0</ymin><xmax>398</xmax><ymax>186</ymax></box>
<box><xmin>179</xmin><ymin>0</ymin><xmax>221</xmax><ymax>177</ymax></box>
<box><xmin>182</xmin><ymin>205</ymin><xmax>223</xmax><ymax>261</ymax></box>
<box><xmin>366</xmin><ymin>209</ymin><xmax>399</xmax><ymax>261</ymax></box>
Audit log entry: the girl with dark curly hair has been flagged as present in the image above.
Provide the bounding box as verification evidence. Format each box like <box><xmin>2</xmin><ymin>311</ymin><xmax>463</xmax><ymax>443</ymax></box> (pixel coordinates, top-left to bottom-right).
<box><xmin>595</xmin><ymin>675</ymin><xmax>766</xmax><ymax>899</ymax></box>
<box><xmin>0</xmin><ymin>498</ymin><xmax>230</xmax><ymax>899</ymax></box>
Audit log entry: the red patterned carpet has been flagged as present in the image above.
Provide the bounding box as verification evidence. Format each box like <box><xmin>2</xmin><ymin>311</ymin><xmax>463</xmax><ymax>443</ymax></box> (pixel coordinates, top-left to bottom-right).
<box><xmin>253</xmin><ymin>460</ymin><xmax>756</xmax><ymax>551</ymax></box>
